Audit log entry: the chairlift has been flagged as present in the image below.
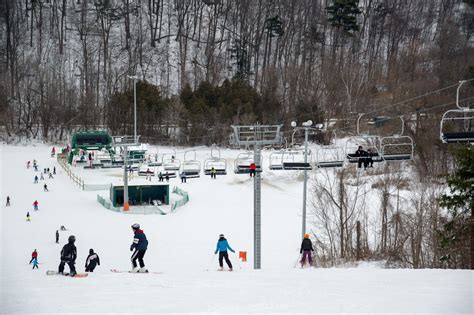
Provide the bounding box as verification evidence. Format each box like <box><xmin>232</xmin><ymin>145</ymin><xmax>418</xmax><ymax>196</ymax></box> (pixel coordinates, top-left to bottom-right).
<box><xmin>204</xmin><ymin>147</ymin><xmax>227</xmax><ymax>175</ymax></box>
<box><xmin>282</xmin><ymin>147</ymin><xmax>312</xmax><ymax>170</ymax></box>
<box><xmin>380</xmin><ymin>117</ymin><xmax>414</xmax><ymax>161</ymax></box>
<box><xmin>162</xmin><ymin>150</ymin><xmax>181</xmax><ymax>171</ymax></box>
<box><xmin>316</xmin><ymin>131</ymin><xmax>344</xmax><ymax>168</ymax></box>
<box><xmin>346</xmin><ymin>114</ymin><xmax>383</xmax><ymax>164</ymax></box>
<box><xmin>234</xmin><ymin>151</ymin><xmax>262</xmax><ymax>174</ymax></box>
<box><xmin>138</xmin><ymin>166</ymin><xmax>155</xmax><ymax>176</ymax></box>
<box><xmin>440</xmin><ymin>80</ymin><xmax>474</xmax><ymax>143</ymax></box>
<box><xmin>269</xmin><ymin>150</ymin><xmax>285</xmax><ymax>170</ymax></box>
<box><xmin>180</xmin><ymin>150</ymin><xmax>201</xmax><ymax>178</ymax></box>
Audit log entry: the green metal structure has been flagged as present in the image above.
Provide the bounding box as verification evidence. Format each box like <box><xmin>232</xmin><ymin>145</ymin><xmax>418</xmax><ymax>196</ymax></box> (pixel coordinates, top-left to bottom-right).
<box><xmin>110</xmin><ymin>183</ymin><xmax>169</xmax><ymax>207</ymax></box>
<box><xmin>69</xmin><ymin>131</ymin><xmax>114</xmax><ymax>164</ymax></box>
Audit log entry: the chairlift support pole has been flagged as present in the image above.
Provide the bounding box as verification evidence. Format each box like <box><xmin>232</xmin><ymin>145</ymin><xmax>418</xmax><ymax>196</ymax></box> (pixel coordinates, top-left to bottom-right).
<box><xmin>231</xmin><ymin>124</ymin><xmax>283</xmax><ymax>269</ymax></box>
<box><xmin>302</xmin><ymin>126</ymin><xmax>309</xmax><ymax>239</ymax></box>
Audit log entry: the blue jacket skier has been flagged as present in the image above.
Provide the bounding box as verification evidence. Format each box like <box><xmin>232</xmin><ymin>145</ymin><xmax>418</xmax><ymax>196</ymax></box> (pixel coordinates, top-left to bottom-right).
<box><xmin>130</xmin><ymin>223</ymin><xmax>148</xmax><ymax>272</ymax></box>
<box><xmin>215</xmin><ymin>234</ymin><xmax>235</xmax><ymax>271</ymax></box>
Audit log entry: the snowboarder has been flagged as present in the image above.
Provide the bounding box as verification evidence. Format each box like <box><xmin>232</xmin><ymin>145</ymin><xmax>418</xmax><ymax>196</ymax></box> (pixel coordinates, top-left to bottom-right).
<box><xmin>6</xmin><ymin>196</ymin><xmax>10</xmax><ymax>206</ymax></box>
<box><xmin>85</xmin><ymin>249</ymin><xmax>100</xmax><ymax>272</ymax></box>
<box><xmin>43</xmin><ymin>183</ymin><xmax>48</xmax><ymax>192</ymax></box>
<box><xmin>210</xmin><ymin>167</ymin><xmax>217</xmax><ymax>179</ymax></box>
<box><xmin>300</xmin><ymin>233</ymin><xmax>314</xmax><ymax>267</ymax></box>
<box><xmin>53</xmin><ymin>166</ymin><xmax>56</xmax><ymax>175</ymax></box>
<box><xmin>58</xmin><ymin>235</ymin><xmax>77</xmax><ymax>276</ymax></box>
<box><xmin>214</xmin><ymin>234</ymin><xmax>235</xmax><ymax>271</ymax></box>
<box><xmin>26</xmin><ymin>212</ymin><xmax>31</xmax><ymax>221</ymax></box>
<box><xmin>130</xmin><ymin>223</ymin><xmax>148</xmax><ymax>272</ymax></box>
<box><xmin>249</xmin><ymin>163</ymin><xmax>257</xmax><ymax>178</ymax></box>
<box><xmin>32</xmin><ymin>257</ymin><xmax>39</xmax><ymax>269</ymax></box>
<box><xmin>56</xmin><ymin>230</ymin><xmax>59</xmax><ymax>243</ymax></box>
<box><xmin>29</xmin><ymin>249</ymin><xmax>38</xmax><ymax>264</ymax></box>
<box><xmin>40</xmin><ymin>173</ymin><xmax>44</xmax><ymax>180</ymax></box>
<box><xmin>33</xmin><ymin>200</ymin><xmax>39</xmax><ymax>210</ymax></box>
<box><xmin>34</xmin><ymin>175</ymin><xmax>38</xmax><ymax>184</ymax></box>
<box><xmin>180</xmin><ymin>172</ymin><xmax>187</xmax><ymax>183</ymax></box>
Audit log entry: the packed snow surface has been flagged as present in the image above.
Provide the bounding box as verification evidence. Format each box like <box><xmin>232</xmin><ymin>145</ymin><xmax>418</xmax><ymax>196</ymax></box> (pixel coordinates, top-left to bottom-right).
<box><xmin>1</xmin><ymin>143</ymin><xmax>472</xmax><ymax>314</ymax></box>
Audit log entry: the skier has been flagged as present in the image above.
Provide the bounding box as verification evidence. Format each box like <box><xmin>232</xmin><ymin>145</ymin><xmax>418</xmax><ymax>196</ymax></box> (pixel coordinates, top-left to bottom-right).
<box><xmin>43</xmin><ymin>183</ymin><xmax>48</xmax><ymax>192</ymax></box>
<box><xmin>300</xmin><ymin>233</ymin><xmax>314</xmax><ymax>267</ymax></box>
<box><xmin>34</xmin><ymin>175</ymin><xmax>38</xmax><ymax>184</ymax></box>
<box><xmin>33</xmin><ymin>200</ymin><xmax>39</xmax><ymax>210</ymax></box>
<box><xmin>249</xmin><ymin>163</ymin><xmax>257</xmax><ymax>178</ymax></box>
<box><xmin>29</xmin><ymin>249</ymin><xmax>38</xmax><ymax>264</ymax></box>
<box><xmin>214</xmin><ymin>234</ymin><xmax>235</xmax><ymax>271</ymax></box>
<box><xmin>130</xmin><ymin>223</ymin><xmax>148</xmax><ymax>272</ymax></box>
<box><xmin>27</xmin><ymin>161</ymin><xmax>31</xmax><ymax>169</ymax></box>
<box><xmin>58</xmin><ymin>235</ymin><xmax>77</xmax><ymax>276</ymax></box>
<box><xmin>53</xmin><ymin>166</ymin><xmax>56</xmax><ymax>175</ymax></box>
<box><xmin>180</xmin><ymin>172</ymin><xmax>187</xmax><ymax>183</ymax></box>
<box><xmin>56</xmin><ymin>230</ymin><xmax>59</xmax><ymax>244</ymax></box>
<box><xmin>51</xmin><ymin>147</ymin><xmax>55</xmax><ymax>157</ymax></box>
<box><xmin>85</xmin><ymin>249</ymin><xmax>100</xmax><ymax>272</ymax></box>
<box><xmin>32</xmin><ymin>257</ymin><xmax>39</xmax><ymax>269</ymax></box>
<box><xmin>48</xmin><ymin>172</ymin><xmax>54</xmax><ymax>179</ymax></box>
<box><xmin>210</xmin><ymin>167</ymin><xmax>217</xmax><ymax>179</ymax></box>
<box><xmin>40</xmin><ymin>172</ymin><xmax>44</xmax><ymax>180</ymax></box>
<box><xmin>26</xmin><ymin>212</ymin><xmax>31</xmax><ymax>221</ymax></box>
<box><xmin>6</xmin><ymin>196</ymin><xmax>10</xmax><ymax>206</ymax></box>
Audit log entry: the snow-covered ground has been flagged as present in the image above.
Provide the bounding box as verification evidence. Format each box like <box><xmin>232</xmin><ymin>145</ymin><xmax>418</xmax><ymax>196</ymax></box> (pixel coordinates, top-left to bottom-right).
<box><xmin>0</xmin><ymin>143</ymin><xmax>472</xmax><ymax>314</ymax></box>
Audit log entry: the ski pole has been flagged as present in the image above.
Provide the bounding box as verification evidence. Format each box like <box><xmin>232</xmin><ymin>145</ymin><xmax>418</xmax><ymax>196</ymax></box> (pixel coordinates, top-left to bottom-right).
<box><xmin>293</xmin><ymin>253</ymin><xmax>302</xmax><ymax>268</ymax></box>
<box><xmin>205</xmin><ymin>253</ymin><xmax>216</xmax><ymax>271</ymax></box>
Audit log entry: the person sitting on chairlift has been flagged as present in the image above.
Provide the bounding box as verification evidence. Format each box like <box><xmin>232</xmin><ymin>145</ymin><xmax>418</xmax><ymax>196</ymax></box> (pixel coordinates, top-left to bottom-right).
<box><xmin>249</xmin><ymin>163</ymin><xmax>257</xmax><ymax>177</ymax></box>
<box><xmin>354</xmin><ymin>146</ymin><xmax>369</xmax><ymax>169</ymax></box>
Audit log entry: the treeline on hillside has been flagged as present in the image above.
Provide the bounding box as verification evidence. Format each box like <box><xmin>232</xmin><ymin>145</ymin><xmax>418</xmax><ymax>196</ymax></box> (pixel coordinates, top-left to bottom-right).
<box><xmin>1</xmin><ymin>0</ymin><xmax>473</xmax><ymax>143</ymax></box>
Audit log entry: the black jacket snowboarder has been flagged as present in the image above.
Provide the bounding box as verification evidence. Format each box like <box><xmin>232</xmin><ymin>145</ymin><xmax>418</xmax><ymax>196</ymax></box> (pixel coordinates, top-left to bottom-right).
<box><xmin>58</xmin><ymin>235</ymin><xmax>77</xmax><ymax>275</ymax></box>
<box><xmin>85</xmin><ymin>249</ymin><xmax>100</xmax><ymax>272</ymax></box>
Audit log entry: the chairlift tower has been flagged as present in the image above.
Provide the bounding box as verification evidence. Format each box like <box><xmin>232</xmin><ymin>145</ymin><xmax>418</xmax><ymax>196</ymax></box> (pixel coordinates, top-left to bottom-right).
<box><xmin>113</xmin><ymin>135</ymin><xmax>140</xmax><ymax>211</ymax></box>
<box><xmin>230</xmin><ymin>124</ymin><xmax>283</xmax><ymax>269</ymax></box>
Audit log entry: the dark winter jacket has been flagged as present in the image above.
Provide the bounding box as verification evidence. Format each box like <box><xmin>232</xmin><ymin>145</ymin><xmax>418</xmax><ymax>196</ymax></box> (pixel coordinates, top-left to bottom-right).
<box><xmin>85</xmin><ymin>250</ymin><xmax>100</xmax><ymax>268</ymax></box>
<box><xmin>215</xmin><ymin>238</ymin><xmax>235</xmax><ymax>254</ymax></box>
<box><xmin>354</xmin><ymin>148</ymin><xmax>368</xmax><ymax>157</ymax></box>
<box><xmin>61</xmin><ymin>243</ymin><xmax>77</xmax><ymax>262</ymax></box>
<box><xmin>300</xmin><ymin>238</ymin><xmax>314</xmax><ymax>253</ymax></box>
<box><xmin>130</xmin><ymin>229</ymin><xmax>148</xmax><ymax>251</ymax></box>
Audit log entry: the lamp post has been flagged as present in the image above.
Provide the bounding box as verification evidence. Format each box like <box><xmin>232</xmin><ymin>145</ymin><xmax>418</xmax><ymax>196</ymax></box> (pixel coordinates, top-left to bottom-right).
<box><xmin>291</xmin><ymin>120</ymin><xmax>313</xmax><ymax>239</ymax></box>
<box><xmin>127</xmin><ymin>75</ymin><xmax>139</xmax><ymax>143</ymax></box>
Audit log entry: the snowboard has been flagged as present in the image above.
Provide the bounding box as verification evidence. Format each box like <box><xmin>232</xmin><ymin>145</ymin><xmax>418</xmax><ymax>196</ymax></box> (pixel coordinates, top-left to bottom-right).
<box><xmin>46</xmin><ymin>270</ymin><xmax>88</xmax><ymax>277</ymax></box>
<box><xmin>111</xmin><ymin>269</ymin><xmax>163</xmax><ymax>274</ymax></box>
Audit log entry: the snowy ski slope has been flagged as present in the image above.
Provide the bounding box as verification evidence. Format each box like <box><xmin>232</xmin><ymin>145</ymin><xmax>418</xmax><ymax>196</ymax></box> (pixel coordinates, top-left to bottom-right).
<box><xmin>0</xmin><ymin>143</ymin><xmax>472</xmax><ymax>314</ymax></box>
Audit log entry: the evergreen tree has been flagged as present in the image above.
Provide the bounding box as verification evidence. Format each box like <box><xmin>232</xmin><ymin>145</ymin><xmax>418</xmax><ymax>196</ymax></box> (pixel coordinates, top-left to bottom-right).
<box><xmin>439</xmin><ymin>146</ymin><xmax>474</xmax><ymax>269</ymax></box>
<box><xmin>326</xmin><ymin>0</ymin><xmax>361</xmax><ymax>35</ymax></box>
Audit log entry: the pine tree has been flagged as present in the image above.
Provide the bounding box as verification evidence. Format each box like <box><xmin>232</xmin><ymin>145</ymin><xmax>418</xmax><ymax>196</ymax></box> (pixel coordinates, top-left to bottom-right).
<box><xmin>326</xmin><ymin>0</ymin><xmax>361</xmax><ymax>36</ymax></box>
<box><xmin>439</xmin><ymin>146</ymin><xmax>474</xmax><ymax>269</ymax></box>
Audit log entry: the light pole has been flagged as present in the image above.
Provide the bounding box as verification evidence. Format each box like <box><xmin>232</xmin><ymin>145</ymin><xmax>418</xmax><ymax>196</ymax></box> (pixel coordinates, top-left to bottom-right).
<box><xmin>127</xmin><ymin>75</ymin><xmax>139</xmax><ymax>143</ymax></box>
<box><xmin>291</xmin><ymin>120</ymin><xmax>313</xmax><ymax>239</ymax></box>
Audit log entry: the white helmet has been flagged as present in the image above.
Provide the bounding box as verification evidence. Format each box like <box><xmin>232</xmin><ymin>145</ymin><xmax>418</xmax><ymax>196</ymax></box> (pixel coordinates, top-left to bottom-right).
<box><xmin>131</xmin><ymin>223</ymin><xmax>140</xmax><ymax>229</ymax></box>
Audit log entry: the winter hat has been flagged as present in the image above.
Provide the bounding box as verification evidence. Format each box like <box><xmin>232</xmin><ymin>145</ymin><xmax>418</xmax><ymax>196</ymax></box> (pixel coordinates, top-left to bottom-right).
<box><xmin>68</xmin><ymin>235</ymin><xmax>76</xmax><ymax>243</ymax></box>
<box><xmin>219</xmin><ymin>234</ymin><xmax>224</xmax><ymax>238</ymax></box>
<box><xmin>304</xmin><ymin>233</ymin><xmax>310</xmax><ymax>239</ymax></box>
<box><xmin>89</xmin><ymin>249</ymin><xmax>94</xmax><ymax>254</ymax></box>
<box><xmin>131</xmin><ymin>223</ymin><xmax>140</xmax><ymax>230</ymax></box>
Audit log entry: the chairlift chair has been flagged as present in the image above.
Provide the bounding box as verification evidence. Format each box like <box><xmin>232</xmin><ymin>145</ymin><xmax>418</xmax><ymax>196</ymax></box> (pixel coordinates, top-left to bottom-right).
<box><xmin>380</xmin><ymin>117</ymin><xmax>414</xmax><ymax>161</ymax></box>
<box><xmin>180</xmin><ymin>150</ymin><xmax>201</xmax><ymax>178</ymax></box>
<box><xmin>282</xmin><ymin>147</ymin><xmax>312</xmax><ymax>170</ymax></box>
<box><xmin>204</xmin><ymin>147</ymin><xmax>227</xmax><ymax>175</ymax></box>
<box><xmin>234</xmin><ymin>151</ymin><xmax>262</xmax><ymax>174</ymax></box>
<box><xmin>269</xmin><ymin>150</ymin><xmax>285</xmax><ymax>170</ymax></box>
<box><xmin>440</xmin><ymin>80</ymin><xmax>474</xmax><ymax>143</ymax></box>
<box><xmin>162</xmin><ymin>150</ymin><xmax>181</xmax><ymax>171</ymax></box>
<box><xmin>316</xmin><ymin>131</ymin><xmax>344</xmax><ymax>168</ymax></box>
<box><xmin>346</xmin><ymin>114</ymin><xmax>383</xmax><ymax>164</ymax></box>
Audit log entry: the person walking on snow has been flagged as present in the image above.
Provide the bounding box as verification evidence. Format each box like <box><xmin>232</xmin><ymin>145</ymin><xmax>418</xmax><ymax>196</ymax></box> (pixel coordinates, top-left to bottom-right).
<box><xmin>300</xmin><ymin>233</ymin><xmax>314</xmax><ymax>267</ymax></box>
<box><xmin>85</xmin><ymin>249</ymin><xmax>100</xmax><ymax>272</ymax></box>
<box><xmin>215</xmin><ymin>234</ymin><xmax>235</xmax><ymax>271</ymax></box>
<box><xmin>6</xmin><ymin>196</ymin><xmax>10</xmax><ymax>206</ymax></box>
<box><xmin>130</xmin><ymin>223</ymin><xmax>148</xmax><ymax>272</ymax></box>
<box><xmin>56</xmin><ymin>230</ymin><xmax>60</xmax><ymax>243</ymax></box>
<box><xmin>58</xmin><ymin>235</ymin><xmax>77</xmax><ymax>276</ymax></box>
<box><xmin>32</xmin><ymin>257</ymin><xmax>39</xmax><ymax>269</ymax></box>
<box><xmin>29</xmin><ymin>249</ymin><xmax>38</xmax><ymax>264</ymax></box>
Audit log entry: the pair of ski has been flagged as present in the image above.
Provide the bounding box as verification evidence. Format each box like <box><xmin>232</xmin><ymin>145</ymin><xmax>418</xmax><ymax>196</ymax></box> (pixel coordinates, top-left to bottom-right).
<box><xmin>110</xmin><ymin>269</ymin><xmax>163</xmax><ymax>274</ymax></box>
